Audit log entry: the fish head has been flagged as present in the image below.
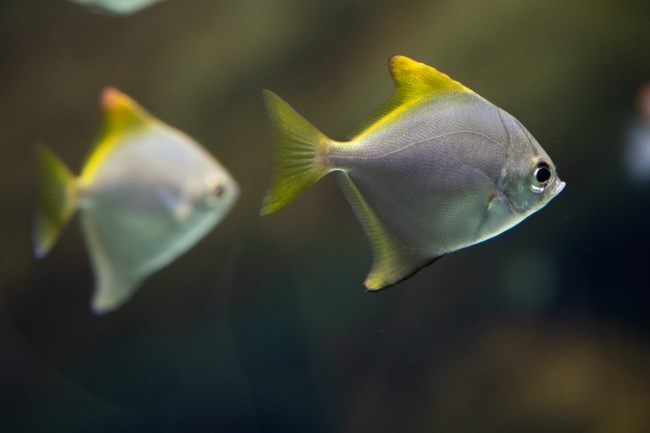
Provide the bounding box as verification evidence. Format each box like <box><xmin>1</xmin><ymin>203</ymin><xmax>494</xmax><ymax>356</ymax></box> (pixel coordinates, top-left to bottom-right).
<box><xmin>191</xmin><ymin>164</ymin><xmax>240</xmax><ymax>224</ymax></box>
<box><xmin>500</xmin><ymin>127</ymin><xmax>565</xmax><ymax>217</ymax></box>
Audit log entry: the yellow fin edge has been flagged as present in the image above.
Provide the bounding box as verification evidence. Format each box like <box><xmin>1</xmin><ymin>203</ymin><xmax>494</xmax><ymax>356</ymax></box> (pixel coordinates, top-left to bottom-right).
<box><xmin>337</xmin><ymin>173</ymin><xmax>414</xmax><ymax>291</ymax></box>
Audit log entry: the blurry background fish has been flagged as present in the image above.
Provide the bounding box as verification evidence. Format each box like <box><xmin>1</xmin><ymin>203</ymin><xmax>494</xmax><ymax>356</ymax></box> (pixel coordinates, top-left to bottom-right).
<box><xmin>34</xmin><ymin>88</ymin><xmax>239</xmax><ymax>314</ymax></box>
<box><xmin>0</xmin><ymin>0</ymin><xmax>650</xmax><ymax>432</ymax></box>
<box><xmin>68</xmin><ymin>0</ymin><xmax>168</xmax><ymax>15</ymax></box>
<box><xmin>624</xmin><ymin>83</ymin><xmax>650</xmax><ymax>184</ymax></box>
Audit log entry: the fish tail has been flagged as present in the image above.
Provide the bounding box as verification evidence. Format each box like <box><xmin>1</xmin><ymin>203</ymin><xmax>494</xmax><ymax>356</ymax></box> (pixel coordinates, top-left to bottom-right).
<box><xmin>33</xmin><ymin>145</ymin><xmax>78</xmax><ymax>258</ymax></box>
<box><xmin>260</xmin><ymin>90</ymin><xmax>332</xmax><ymax>215</ymax></box>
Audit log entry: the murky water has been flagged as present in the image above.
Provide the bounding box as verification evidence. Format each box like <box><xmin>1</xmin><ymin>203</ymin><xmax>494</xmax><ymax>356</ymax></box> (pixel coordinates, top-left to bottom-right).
<box><xmin>1</xmin><ymin>1</ymin><xmax>649</xmax><ymax>432</ymax></box>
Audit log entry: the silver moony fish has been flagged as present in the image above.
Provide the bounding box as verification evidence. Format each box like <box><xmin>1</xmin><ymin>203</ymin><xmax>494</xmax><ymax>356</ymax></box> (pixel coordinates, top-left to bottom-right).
<box><xmin>260</xmin><ymin>55</ymin><xmax>565</xmax><ymax>290</ymax></box>
<box><xmin>34</xmin><ymin>88</ymin><xmax>239</xmax><ymax>314</ymax></box>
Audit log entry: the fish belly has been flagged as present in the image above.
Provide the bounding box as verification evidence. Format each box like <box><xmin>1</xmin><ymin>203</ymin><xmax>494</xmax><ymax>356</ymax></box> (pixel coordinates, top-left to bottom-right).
<box><xmin>355</xmin><ymin>141</ymin><xmax>501</xmax><ymax>250</ymax></box>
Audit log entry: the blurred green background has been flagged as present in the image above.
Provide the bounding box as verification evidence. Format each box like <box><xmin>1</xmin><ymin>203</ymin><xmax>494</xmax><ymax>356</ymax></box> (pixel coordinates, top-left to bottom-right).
<box><xmin>1</xmin><ymin>0</ymin><xmax>650</xmax><ymax>432</ymax></box>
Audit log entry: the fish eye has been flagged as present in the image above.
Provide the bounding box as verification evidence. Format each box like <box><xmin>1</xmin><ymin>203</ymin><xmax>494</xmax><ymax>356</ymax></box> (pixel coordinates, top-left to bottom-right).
<box><xmin>536</xmin><ymin>166</ymin><xmax>551</xmax><ymax>183</ymax></box>
<box><xmin>531</xmin><ymin>161</ymin><xmax>554</xmax><ymax>193</ymax></box>
<box><xmin>204</xmin><ymin>178</ymin><xmax>226</xmax><ymax>205</ymax></box>
<box><xmin>210</xmin><ymin>183</ymin><xmax>225</xmax><ymax>198</ymax></box>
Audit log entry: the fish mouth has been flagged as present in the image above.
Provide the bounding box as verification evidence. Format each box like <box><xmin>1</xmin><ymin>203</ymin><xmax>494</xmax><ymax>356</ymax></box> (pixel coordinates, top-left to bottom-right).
<box><xmin>550</xmin><ymin>179</ymin><xmax>566</xmax><ymax>197</ymax></box>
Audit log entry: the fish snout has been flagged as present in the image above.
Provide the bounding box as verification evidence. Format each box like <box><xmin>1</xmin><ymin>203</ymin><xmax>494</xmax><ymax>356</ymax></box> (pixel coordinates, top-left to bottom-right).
<box><xmin>553</xmin><ymin>179</ymin><xmax>566</xmax><ymax>196</ymax></box>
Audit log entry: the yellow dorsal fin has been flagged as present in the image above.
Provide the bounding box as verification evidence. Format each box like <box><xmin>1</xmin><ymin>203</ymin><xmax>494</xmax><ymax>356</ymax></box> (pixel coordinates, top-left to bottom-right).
<box><xmin>388</xmin><ymin>55</ymin><xmax>469</xmax><ymax>98</ymax></box>
<box><xmin>81</xmin><ymin>88</ymin><xmax>154</xmax><ymax>183</ymax></box>
<box><xmin>348</xmin><ymin>55</ymin><xmax>472</xmax><ymax>139</ymax></box>
<box><xmin>99</xmin><ymin>87</ymin><xmax>151</xmax><ymax>136</ymax></box>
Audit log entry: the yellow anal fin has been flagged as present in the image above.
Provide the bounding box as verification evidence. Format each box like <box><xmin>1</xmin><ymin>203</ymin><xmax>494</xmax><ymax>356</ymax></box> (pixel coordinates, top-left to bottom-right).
<box><xmin>260</xmin><ymin>90</ymin><xmax>332</xmax><ymax>215</ymax></box>
<box><xmin>348</xmin><ymin>55</ymin><xmax>473</xmax><ymax>139</ymax></box>
<box><xmin>33</xmin><ymin>145</ymin><xmax>78</xmax><ymax>258</ymax></box>
<box><xmin>337</xmin><ymin>173</ymin><xmax>437</xmax><ymax>291</ymax></box>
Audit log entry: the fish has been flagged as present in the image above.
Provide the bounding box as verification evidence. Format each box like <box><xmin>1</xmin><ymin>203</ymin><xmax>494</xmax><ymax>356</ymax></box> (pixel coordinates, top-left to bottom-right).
<box><xmin>624</xmin><ymin>117</ymin><xmax>650</xmax><ymax>183</ymax></box>
<box><xmin>34</xmin><ymin>87</ymin><xmax>239</xmax><ymax>314</ymax></box>
<box><xmin>68</xmin><ymin>0</ymin><xmax>168</xmax><ymax>15</ymax></box>
<box><xmin>624</xmin><ymin>83</ymin><xmax>650</xmax><ymax>184</ymax></box>
<box><xmin>260</xmin><ymin>55</ymin><xmax>565</xmax><ymax>291</ymax></box>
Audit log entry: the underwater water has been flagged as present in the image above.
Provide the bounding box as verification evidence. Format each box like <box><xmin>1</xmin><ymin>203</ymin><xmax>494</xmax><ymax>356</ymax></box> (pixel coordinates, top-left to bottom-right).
<box><xmin>1</xmin><ymin>0</ymin><xmax>650</xmax><ymax>432</ymax></box>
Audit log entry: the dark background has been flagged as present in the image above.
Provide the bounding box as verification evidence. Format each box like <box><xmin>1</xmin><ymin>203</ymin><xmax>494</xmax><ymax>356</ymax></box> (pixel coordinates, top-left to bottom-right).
<box><xmin>1</xmin><ymin>0</ymin><xmax>649</xmax><ymax>432</ymax></box>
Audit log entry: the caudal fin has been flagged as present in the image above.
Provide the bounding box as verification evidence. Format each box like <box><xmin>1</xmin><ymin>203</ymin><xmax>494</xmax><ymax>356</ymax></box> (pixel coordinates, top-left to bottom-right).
<box><xmin>33</xmin><ymin>145</ymin><xmax>78</xmax><ymax>258</ymax></box>
<box><xmin>260</xmin><ymin>90</ymin><xmax>332</xmax><ymax>215</ymax></box>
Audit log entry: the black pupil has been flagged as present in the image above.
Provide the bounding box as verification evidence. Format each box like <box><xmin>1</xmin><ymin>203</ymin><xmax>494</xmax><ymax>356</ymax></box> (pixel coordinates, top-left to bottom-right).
<box><xmin>536</xmin><ymin>167</ymin><xmax>551</xmax><ymax>183</ymax></box>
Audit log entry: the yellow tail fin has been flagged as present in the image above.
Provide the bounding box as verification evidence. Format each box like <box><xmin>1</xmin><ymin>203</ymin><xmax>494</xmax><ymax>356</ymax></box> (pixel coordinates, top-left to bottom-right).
<box><xmin>260</xmin><ymin>90</ymin><xmax>332</xmax><ymax>215</ymax></box>
<box><xmin>33</xmin><ymin>145</ymin><xmax>78</xmax><ymax>258</ymax></box>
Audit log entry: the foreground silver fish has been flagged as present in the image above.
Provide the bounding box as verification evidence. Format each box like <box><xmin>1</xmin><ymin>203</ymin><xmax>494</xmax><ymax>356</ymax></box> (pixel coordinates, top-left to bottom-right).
<box><xmin>261</xmin><ymin>55</ymin><xmax>565</xmax><ymax>290</ymax></box>
<box><xmin>35</xmin><ymin>88</ymin><xmax>239</xmax><ymax>314</ymax></box>
<box><xmin>68</xmin><ymin>0</ymin><xmax>168</xmax><ymax>15</ymax></box>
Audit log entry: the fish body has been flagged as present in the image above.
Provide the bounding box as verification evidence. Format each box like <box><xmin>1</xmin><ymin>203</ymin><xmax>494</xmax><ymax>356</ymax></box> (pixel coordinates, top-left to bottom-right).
<box><xmin>35</xmin><ymin>88</ymin><xmax>239</xmax><ymax>314</ymax></box>
<box><xmin>68</xmin><ymin>0</ymin><xmax>167</xmax><ymax>15</ymax></box>
<box><xmin>261</xmin><ymin>56</ymin><xmax>564</xmax><ymax>290</ymax></box>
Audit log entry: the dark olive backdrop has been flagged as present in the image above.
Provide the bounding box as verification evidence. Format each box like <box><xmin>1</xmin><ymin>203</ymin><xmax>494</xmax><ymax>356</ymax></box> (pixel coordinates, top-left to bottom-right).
<box><xmin>1</xmin><ymin>0</ymin><xmax>649</xmax><ymax>432</ymax></box>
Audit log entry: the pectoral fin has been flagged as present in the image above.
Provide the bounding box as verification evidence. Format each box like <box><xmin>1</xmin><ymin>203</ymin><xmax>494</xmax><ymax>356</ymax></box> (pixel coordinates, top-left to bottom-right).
<box><xmin>156</xmin><ymin>186</ymin><xmax>194</xmax><ymax>223</ymax></box>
